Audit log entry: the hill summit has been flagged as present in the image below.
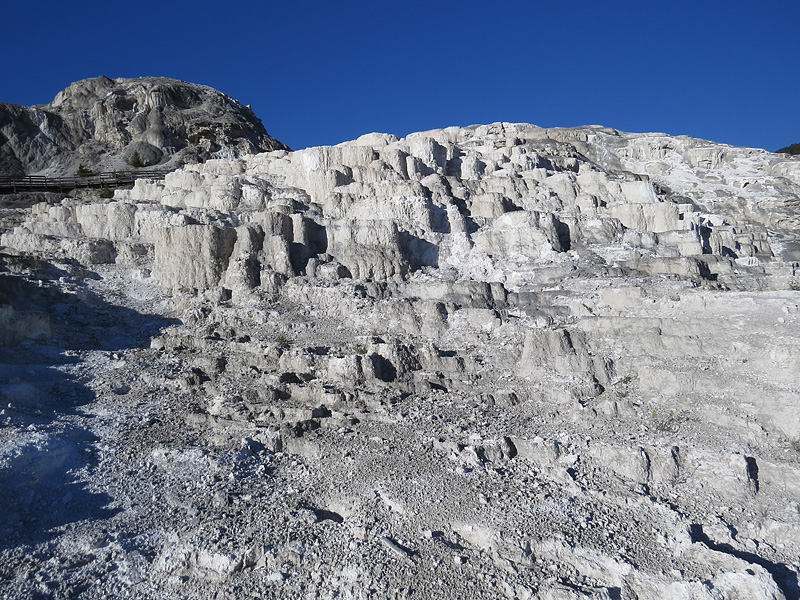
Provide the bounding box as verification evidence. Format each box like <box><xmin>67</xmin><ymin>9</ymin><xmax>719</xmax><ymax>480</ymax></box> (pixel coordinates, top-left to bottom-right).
<box><xmin>0</xmin><ymin>76</ymin><xmax>289</xmax><ymax>177</ymax></box>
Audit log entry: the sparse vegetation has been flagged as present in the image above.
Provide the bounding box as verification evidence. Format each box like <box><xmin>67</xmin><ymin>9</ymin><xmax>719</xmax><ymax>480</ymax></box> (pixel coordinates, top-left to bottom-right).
<box><xmin>616</xmin><ymin>375</ymin><xmax>633</xmax><ymax>398</ymax></box>
<box><xmin>76</xmin><ymin>164</ymin><xmax>92</xmax><ymax>176</ymax></box>
<box><xmin>99</xmin><ymin>184</ymin><xmax>114</xmax><ymax>199</ymax></box>
<box><xmin>653</xmin><ymin>408</ymin><xmax>687</xmax><ymax>433</ymax></box>
<box><xmin>129</xmin><ymin>151</ymin><xmax>143</xmax><ymax>168</ymax></box>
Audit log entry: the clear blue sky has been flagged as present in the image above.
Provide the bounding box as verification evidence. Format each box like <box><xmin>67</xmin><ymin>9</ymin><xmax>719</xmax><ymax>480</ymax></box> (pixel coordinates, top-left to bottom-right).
<box><xmin>1</xmin><ymin>1</ymin><xmax>797</xmax><ymax>151</ymax></box>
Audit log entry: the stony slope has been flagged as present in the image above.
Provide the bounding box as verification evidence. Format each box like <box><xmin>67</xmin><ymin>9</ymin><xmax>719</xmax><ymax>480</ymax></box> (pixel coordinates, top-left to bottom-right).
<box><xmin>1</xmin><ymin>122</ymin><xmax>799</xmax><ymax>599</ymax></box>
<box><xmin>0</xmin><ymin>76</ymin><xmax>289</xmax><ymax>177</ymax></box>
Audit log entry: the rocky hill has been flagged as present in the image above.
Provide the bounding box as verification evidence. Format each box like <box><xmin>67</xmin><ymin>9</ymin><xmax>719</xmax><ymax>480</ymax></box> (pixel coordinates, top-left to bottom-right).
<box><xmin>1</xmin><ymin>121</ymin><xmax>799</xmax><ymax>599</ymax></box>
<box><xmin>0</xmin><ymin>76</ymin><xmax>289</xmax><ymax>177</ymax></box>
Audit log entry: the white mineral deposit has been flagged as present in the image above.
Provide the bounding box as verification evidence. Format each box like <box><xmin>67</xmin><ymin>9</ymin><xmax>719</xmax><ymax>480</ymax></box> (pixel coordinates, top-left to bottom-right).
<box><xmin>1</xmin><ymin>78</ymin><xmax>799</xmax><ymax>599</ymax></box>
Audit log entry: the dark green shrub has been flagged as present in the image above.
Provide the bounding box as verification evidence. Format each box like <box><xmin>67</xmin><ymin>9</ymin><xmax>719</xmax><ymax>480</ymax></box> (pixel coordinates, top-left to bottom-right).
<box><xmin>76</xmin><ymin>164</ymin><xmax>92</xmax><ymax>176</ymax></box>
<box><xmin>99</xmin><ymin>184</ymin><xmax>113</xmax><ymax>198</ymax></box>
<box><xmin>129</xmin><ymin>151</ymin><xmax>143</xmax><ymax>168</ymax></box>
<box><xmin>776</xmin><ymin>143</ymin><xmax>800</xmax><ymax>155</ymax></box>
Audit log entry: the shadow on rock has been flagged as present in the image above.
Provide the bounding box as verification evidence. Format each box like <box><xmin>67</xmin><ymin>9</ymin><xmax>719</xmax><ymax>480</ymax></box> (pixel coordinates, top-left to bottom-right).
<box><xmin>0</xmin><ymin>259</ymin><xmax>178</xmax><ymax>550</ymax></box>
<box><xmin>0</xmin><ymin>268</ymin><xmax>177</xmax><ymax>420</ymax></box>
<box><xmin>0</xmin><ymin>426</ymin><xmax>118</xmax><ymax>551</ymax></box>
<box><xmin>0</xmin><ymin>264</ymin><xmax>178</xmax><ymax>353</ymax></box>
<box><xmin>690</xmin><ymin>523</ymin><xmax>800</xmax><ymax>600</ymax></box>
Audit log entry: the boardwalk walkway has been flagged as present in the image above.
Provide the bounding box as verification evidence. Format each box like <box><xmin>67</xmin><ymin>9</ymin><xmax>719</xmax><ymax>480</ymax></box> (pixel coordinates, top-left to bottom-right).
<box><xmin>0</xmin><ymin>169</ymin><xmax>172</xmax><ymax>194</ymax></box>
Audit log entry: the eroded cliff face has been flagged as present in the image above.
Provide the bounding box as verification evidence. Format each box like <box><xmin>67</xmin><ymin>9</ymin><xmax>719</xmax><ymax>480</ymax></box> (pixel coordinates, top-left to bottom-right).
<box><xmin>0</xmin><ymin>76</ymin><xmax>289</xmax><ymax>177</ymax></box>
<box><xmin>8</xmin><ymin>121</ymin><xmax>797</xmax><ymax>289</ymax></box>
<box><xmin>1</xmin><ymin>123</ymin><xmax>799</xmax><ymax>599</ymax></box>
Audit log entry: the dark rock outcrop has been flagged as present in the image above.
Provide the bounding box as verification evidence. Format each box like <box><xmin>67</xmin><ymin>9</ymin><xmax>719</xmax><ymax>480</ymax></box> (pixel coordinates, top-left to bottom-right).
<box><xmin>0</xmin><ymin>76</ymin><xmax>289</xmax><ymax>177</ymax></box>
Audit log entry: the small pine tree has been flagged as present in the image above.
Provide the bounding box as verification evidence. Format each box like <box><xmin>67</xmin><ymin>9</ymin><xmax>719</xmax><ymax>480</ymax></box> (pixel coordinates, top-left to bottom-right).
<box><xmin>99</xmin><ymin>184</ymin><xmax>114</xmax><ymax>198</ymax></box>
<box><xmin>776</xmin><ymin>143</ymin><xmax>800</xmax><ymax>156</ymax></box>
<box><xmin>77</xmin><ymin>164</ymin><xmax>92</xmax><ymax>176</ymax></box>
<box><xmin>129</xmin><ymin>151</ymin><xmax>143</xmax><ymax>168</ymax></box>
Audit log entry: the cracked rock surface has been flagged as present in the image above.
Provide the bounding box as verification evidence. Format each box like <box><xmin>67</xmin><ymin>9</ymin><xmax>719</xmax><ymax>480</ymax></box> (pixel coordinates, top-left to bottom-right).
<box><xmin>1</xmin><ymin>122</ymin><xmax>799</xmax><ymax>599</ymax></box>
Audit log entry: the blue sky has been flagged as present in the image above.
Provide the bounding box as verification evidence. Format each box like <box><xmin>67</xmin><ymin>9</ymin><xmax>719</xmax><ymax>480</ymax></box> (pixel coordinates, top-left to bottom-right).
<box><xmin>2</xmin><ymin>1</ymin><xmax>797</xmax><ymax>151</ymax></box>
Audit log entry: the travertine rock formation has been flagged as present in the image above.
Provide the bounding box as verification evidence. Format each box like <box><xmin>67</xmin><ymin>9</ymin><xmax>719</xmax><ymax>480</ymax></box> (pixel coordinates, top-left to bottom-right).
<box><xmin>1</xmin><ymin>122</ymin><xmax>799</xmax><ymax>599</ymax></box>
<box><xmin>7</xmin><ymin>122</ymin><xmax>797</xmax><ymax>290</ymax></box>
<box><xmin>0</xmin><ymin>76</ymin><xmax>288</xmax><ymax>176</ymax></box>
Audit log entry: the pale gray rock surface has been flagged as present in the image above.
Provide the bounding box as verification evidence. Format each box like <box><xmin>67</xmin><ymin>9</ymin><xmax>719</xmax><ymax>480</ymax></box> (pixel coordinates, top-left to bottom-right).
<box><xmin>0</xmin><ymin>76</ymin><xmax>289</xmax><ymax>177</ymax></box>
<box><xmin>1</xmin><ymin>121</ymin><xmax>799</xmax><ymax>599</ymax></box>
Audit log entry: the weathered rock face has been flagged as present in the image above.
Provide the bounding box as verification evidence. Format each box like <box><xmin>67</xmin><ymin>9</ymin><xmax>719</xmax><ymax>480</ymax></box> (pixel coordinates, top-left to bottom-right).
<box><xmin>11</xmin><ymin>121</ymin><xmax>795</xmax><ymax>291</ymax></box>
<box><xmin>1</xmin><ymin>122</ymin><xmax>800</xmax><ymax>599</ymax></box>
<box><xmin>0</xmin><ymin>76</ymin><xmax>289</xmax><ymax>176</ymax></box>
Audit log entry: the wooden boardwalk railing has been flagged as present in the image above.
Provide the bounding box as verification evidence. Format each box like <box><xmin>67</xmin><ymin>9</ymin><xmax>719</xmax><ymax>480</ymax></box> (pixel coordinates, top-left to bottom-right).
<box><xmin>0</xmin><ymin>169</ymin><xmax>173</xmax><ymax>194</ymax></box>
